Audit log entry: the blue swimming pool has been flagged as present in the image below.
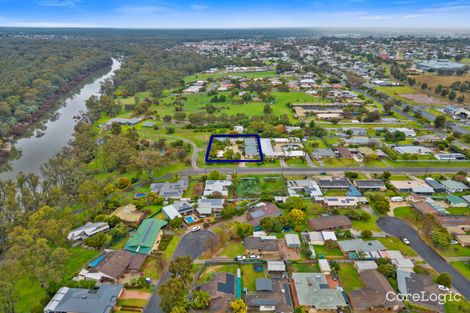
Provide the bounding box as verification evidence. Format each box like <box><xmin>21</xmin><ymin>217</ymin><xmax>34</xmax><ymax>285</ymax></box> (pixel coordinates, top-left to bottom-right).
<box><xmin>133</xmin><ymin>192</ymin><xmax>147</xmax><ymax>199</ymax></box>
<box><xmin>184</xmin><ymin>215</ymin><xmax>198</xmax><ymax>224</ymax></box>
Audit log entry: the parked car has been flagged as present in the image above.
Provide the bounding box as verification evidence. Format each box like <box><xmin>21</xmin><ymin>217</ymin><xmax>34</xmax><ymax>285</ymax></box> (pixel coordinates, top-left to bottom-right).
<box><xmin>235</xmin><ymin>255</ymin><xmax>246</xmax><ymax>261</ymax></box>
<box><xmin>249</xmin><ymin>254</ymin><xmax>260</xmax><ymax>260</ymax></box>
<box><xmin>450</xmin><ymin>240</ymin><xmax>459</xmax><ymax>245</ymax></box>
<box><xmin>438</xmin><ymin>285</ymin><xmax>450</xmax><ymax>292</ymax></box>
<box><xmin>191</xmin><ymin>226</ymin><xmax>201</xmax><ymax>232</ymax></box>
<box><xmin>402</xmin><ymin>238</ymin><xmax>410</xmax><ymax>245</ymax></box>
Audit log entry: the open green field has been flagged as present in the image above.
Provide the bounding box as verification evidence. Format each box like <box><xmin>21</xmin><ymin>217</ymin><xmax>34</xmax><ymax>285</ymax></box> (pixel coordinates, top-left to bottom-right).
<box><xmin>289</xmin><ymin>262</ymin><xmax>320</xmax><ymax>273</ymax></box>
<box><xmin>236</xmin><ymin>176</ymin><xmax>262</xmax><ymax>198</ymax></box>
<box><xmin>451</xmin><ymin>261</ymin><xmax>470</xmax><ymax>280</ymax></box>
<box><xmin>218</xmin><ymin>241</ymin><xmax>244</xmax><ymax>258</ymax></box>
<box><xmin>241</xmin><ymin>264</ymin><xmax>266</xmax><ymax>291</ymax></box>
<box><xmin>338</xmin><ymin>263</ymin><xmax>363</xmax><ymax>292</ymax></box>
<box><xmin>184</xmin><ymin>70</ymin><xmax>277</xmax><ymax>82</ymax></box>
<box><xmin>313</xmin><ymin>245</ymin><xmax>344</xmax><ymax>257</ymax></box>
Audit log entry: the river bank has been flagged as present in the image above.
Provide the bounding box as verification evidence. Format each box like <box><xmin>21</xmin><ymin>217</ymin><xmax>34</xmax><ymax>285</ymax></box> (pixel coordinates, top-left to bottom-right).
<box><xmin>0</xmin><ymin>58</ymin><xmax>122</xmax><ymax>181</ymax></box>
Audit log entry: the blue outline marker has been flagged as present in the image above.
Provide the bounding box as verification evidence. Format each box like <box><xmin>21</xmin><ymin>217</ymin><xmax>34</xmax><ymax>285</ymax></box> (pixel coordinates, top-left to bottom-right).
<box><xmin>205</xmin><ymin>134</ymin><xmax>264</xmax><ymax>163</ymax></box>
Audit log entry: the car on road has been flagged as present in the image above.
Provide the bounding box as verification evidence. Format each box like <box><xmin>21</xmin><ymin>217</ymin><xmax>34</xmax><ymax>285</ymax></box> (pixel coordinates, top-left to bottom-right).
<box><xmin>191</xmin><ymin>226</ymin><xmax>201</xmax><ymax>232</ymax></box>
<box><xmin>249</xmin><ymin>254</ymin><xmax>260</xmax><ymax>260</ymax></box>
<box><xmin>402</xmin><ymin>238</ymin><xmax>410</xmax><ymax>245</ymax></box>
<box><xmin>235</xmin><ymin>255</ymin><xmax>246</xmax><ymax>261</ymax></box>
<box><xmin>450</xmin><ymin>240</ymin><xmax>459</xmax><ymax>245</ymax></box>
<box><xmin>438</xmin><ymin>285</ymin><xmax>450</xmax><ymax>292</ymax></box>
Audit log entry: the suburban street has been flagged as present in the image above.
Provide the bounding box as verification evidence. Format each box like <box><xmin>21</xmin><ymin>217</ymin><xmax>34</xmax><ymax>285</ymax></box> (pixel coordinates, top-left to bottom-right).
<box><xmin>377</xmin><ymin>217</ymin><xmax>470</xmax><ymax>300</ymax></box>
<box><xmin>144</xmin><ymin>230</ymin><xmax>217</xmax><ymax>313</ymax></box>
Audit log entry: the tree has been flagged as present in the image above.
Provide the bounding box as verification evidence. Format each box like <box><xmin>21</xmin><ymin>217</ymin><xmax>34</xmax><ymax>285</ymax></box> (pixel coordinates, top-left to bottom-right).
<box><xmin>434</xmin><ymin>115</ymin><xmax>446</xmax><ymax>128</ymax></box>
<box><xmin>158</xmin><ymin>277</ymin><xmax>186</xmax><ymax>313</ymax></box>
<box><xmin>231</xmin><ymin>299</ymin><xmax>246</xmax><ymax>313</ymax></box>
<box><xmin>436</xmin><ymin>272</ymin><xmax>452</xmax><ymax>287</ymax></box>
<box><xmin>431</xmin><ymin>230</ymin><xmax>451</xmax><ymax>248</ymax></box>
<box><xmin>169</xmin><ymin>216</ymin><xmax>183</xmax><ymax>229</ymax></box>
<box><xmin>235</xmin><ymin>223</ymin><xmax>253</xmax><ymax>239</ymax></box>
<box><xmin>169</xmin><ymin>256</ymin><xmax>194</xmax><ymax>285</ymax></box>
<box><xmin>263</xmin><ymin>104</ymin><xmax>272</xmax><ymax>114</ymax></box>
<box><xmin>288</xmin><ymin>209</ymin><xmax>306</xmax><ymax>231</ymax></box>
<box><xmin>383</xmin><ymin>102</ymin><xmax>393</xmax><ymax>114</ymax></box>
<box><xmin>133</xmin><ymin>150</ymin><xmax>162</xmax><ymax>179</ymax></box>
<box><xmin>361</xmin><ymin>230</ymin><xmax>372</xmax><ymax>239</ymax></box>
<box><xmin>191</xmin><ymin>289</ymin><xmax>211</xmax><ymax>309</ymax></box>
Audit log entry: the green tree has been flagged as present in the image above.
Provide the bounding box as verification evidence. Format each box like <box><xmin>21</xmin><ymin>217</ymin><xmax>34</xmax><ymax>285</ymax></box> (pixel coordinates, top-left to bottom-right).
<box><xmin>158</xmin><ymin>277</ymin><xmax>186</xmax><ymax>313</ymax></box>
<box><xmin>434</xmin><ymin>115</ymin><xmax>446</xmax><ymax>129</ymax></box>
<box><xmin>191</xmin><ymin>289</ymin><xmax>211</xmax><ymax>309</ymax></box>
<box><xmin>169</xmin><ymin>256</ymin><xmax>194</xmax><ymax>285</ymax></box>
<box><xmin>231</xmin><ymin>299</ymin><xmax>246</xmax><ymax>313</ymax></box>
<box><xmin>436</xmin><ymin>272</ymin><xmax>452</xmax><ymax>287</ymax></box>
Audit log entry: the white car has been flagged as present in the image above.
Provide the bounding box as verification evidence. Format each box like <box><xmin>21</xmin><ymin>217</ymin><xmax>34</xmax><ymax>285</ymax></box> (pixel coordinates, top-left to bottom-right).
<box><xmin>249</xmin><ymin>254</ymin><xmax>260</xmax><ymax>260</ymax></box>
<box><xmin>450</xmin><ymin>240</ymin><xmax>459</xmax><ymax>245</ymax></box>
<box><xmin>235</xmin><ymin>255</ymin><xmax>246</xmax><ymax>261</ymax></box>
<box><xmin>402</xmin><ymin>238</ymin><xmax>410</xmax><ymax>245</ymax></box>
<box><xmin>191</xmin><ymin>226</ymin><xmax>201</xmax><ymax>232</ymax></box>
<box><xmin>438</xmin><ymin>285</ymin><xmax>450</xmax><ymax>292</ymax></box>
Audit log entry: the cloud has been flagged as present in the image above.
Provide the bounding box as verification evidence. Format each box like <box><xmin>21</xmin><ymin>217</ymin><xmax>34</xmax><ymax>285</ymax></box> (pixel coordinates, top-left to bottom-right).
<box><xmin>35</xmin><ymin>0</ymin><xmax>80</xmax><ymax>8</ymax></box>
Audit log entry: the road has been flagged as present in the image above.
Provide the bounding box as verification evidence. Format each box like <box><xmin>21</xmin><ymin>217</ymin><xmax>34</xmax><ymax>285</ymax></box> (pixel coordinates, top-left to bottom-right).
<box><xmin>179</xmin><ymin>166</ymin><xmax>470</xmax><ymax>176</ymax></box>
<box><xmin>143</xmin><ymin>230</ymin><xmax>217</xmax><ymax>313</ymax></box>
<box><xmin>377</xmin><ymin>217</ymin><xmax>470</xmax><ymax>300</ymax></box>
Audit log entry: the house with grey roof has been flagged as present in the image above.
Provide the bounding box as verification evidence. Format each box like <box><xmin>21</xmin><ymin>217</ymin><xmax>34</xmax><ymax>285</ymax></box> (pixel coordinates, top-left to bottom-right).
<box><xmin>197</xmin><ymin>198</ymin><xmax>225</xmax><ymax>216</ymax></box>
<box><xmin>291</xmin><ymin>272</ymin><xmax>347</xmax><ymax>311</ymax></box>
<box><xmin>354</xmin><ymin>179</ymin><xmax>386</xmax><ymax>191</ymax></box>
<box><xmin>318</xmin><ymin>178</ymin><xmax>350</xmax><ymax>190</ymax></box>
<box><xmin>244</xmin><ymin>236</ymin><xmax>280</xmax><ymax>258</ymax></box>
<box><xmin>198</xmin><ymin>272</ymin><xmax>236</xmax><ymax>313</ymax></box>
<box><xmin>162</xmin><ymin>201</ymin><xmax>193</xmax><ymax>220</ymax></box>
<box><xmin>440</xmin><ymin>179</ymin><xmax>469</xmax><ymax>193</ymax></box>
<box><xmin>245</xmin><ymin>278</ymin><xmax>293</xmax><ymax>313</ymax></box>
<box><xmin>397</xmin><ymin>270</ymin><xmax>444</xmax><ymax>312</ymax></box>
<box><xmin>67</xmin><ymin>222</ymin><xmax>109</xmax><ymax>242</ymax></box>
<box><xmin>311</xmin><ymin>148</ymin><xmax>336</xmax><ymax>160</ymax></box>
<box><xmin>338</xmin><ymin>239</ymin><xmax>386</xmax><ymax>257</ymax></box>
<box><xmin>424</xmin><ymin>178</ymin><xmax>447</xmax><ymax>193</ymax></box>
<box><xmin>150</xmin><ymin>177</ymin><xmax>189</xmax><ymax>199</ymax></box>
<box><xmin>44</xmin><ymin>284</ymin><xmax>123</xmax><ymax>313</ymax></box>
<box><xmin>203</xmin><ymin>180</ymin><xmax>232</xmax><ymax>197</ymax></box>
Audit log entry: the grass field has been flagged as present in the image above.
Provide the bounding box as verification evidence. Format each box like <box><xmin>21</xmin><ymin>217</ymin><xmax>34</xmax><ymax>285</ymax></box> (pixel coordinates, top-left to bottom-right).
<box><xmin>198</xmin><ymin>264</ymin><xmax>238</xmax><ymax>284</ymax></box>
<box><xmin>241</xmin><ymin>264</ymin><xmax>266</xmax><ymax>291</ymax></box>
<box><xmin>163</xmin><ymin>236</ymin><xmax>181</xmax><ymax>260</ymax></box>
<box><xmin>446</xmin><ymin>207</ymin><xmax>469</xmax><ymax>215</ymax></box>
<box><xmin>338</xmin><ymin>263</ymin><xmax>363</xmax><ymax>292</ymax></box>
<box><xmin>451</xmin><ymin>261</ymin><xmax>470</xmax><ymax>280</ymax></box>
<box><xmin>218</xmin><ymin>241</ymin><xmax>244</xmax><ymax>258</ymax></box>
<box><xmin>377</xmin><ymin>237</ymin><xmax>418</xmax><ymax>257</ymax></box>
<box><xmin>313</xmin><ymin>245</ymin><xmax>344</xmax><ymax>257</ymax></box>
<box><xmin>184</xmin><ymin>70</ymin><xmax>277</xmax><ymax>82</ymax></box>
<box><xmin>413</xmin><ymin>73</ymin><xmax>470</xmax><ymax>105</ymax></box>
<box><xmin>236</xmin><ymin>176</ymin><xmax>262</xmax><ymax>198</ymax></box>
<box><xmin>289</xmin><ymin>262</ymin><xmax>320</xmax><ymax>273</ymax></box>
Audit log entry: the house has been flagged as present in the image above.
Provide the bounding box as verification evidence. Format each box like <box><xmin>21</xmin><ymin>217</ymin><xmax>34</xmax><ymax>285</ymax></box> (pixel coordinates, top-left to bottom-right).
<box><xmin>246</xmin><ymin>202</ymin><xmax>282</xmax><ymax>227</ymax></box>
<box><xmin>397</xmin><ymin>270</ymin><xmax>444</xmax><ymax>312</ymax></box>
<box><xmin>425</xmin><ymin>178</ymin><xmax>447</xmax><ymax>193</ymax></box>
<box><xmin>323</xmin><ymin>196</ymin><xmax>359</xmax><ymax>208</ymax></box>
<box><xmin>354</xmin><ymin>179</ymin><xmax>386</xmax><ymax>191</ymax></box>
<box><xmin>150</xmin><ymin>178</ymin><xmax>189</xmax><ymax>199</ymax></box>
<box><xmin>446</xmin><ymin>194</ymin><xmax>468</xmax><ymax>208</ymax></box>
<box><xmin>394</xmin><ymin>145</ymin><xmax>432</xmax><ymax>155</ymax></box>
<box><xmin>199</xmin><ymin>272</ymin><xmax>236</xmax><ymax>313</ymax></box>
<box><xmin>440</xmin><ymin>179</ymin><xmax>469</xmax><ymax>193</ymax></box>
<box><xmin>203</xmin><ymin>180</ymin><xmax>232</xmax><ymax>197</ymax></box>
<box><xmin>245</xmin><ymin>278</ymin><xmax>293</xmax><ymax>313</ymax></box>
<box><xmin>244</xmin><ymin>137</ymin><xmax>260</xmax><ymax>158</ymax></box>
<box><xmin>321</xmin><ymin>231</ymin><xmax>337</xmax><ymax>241</ymax></box>
<box><xmin>318</xmin><ymin>178</ymin><xmax>350</xmax><ymax>190</ymax></box>
<box><xmin>435</xmin><ymin>153</ymin><xmax>466</xmax><ymax>161</ymax></box>
<box><xmin>244</xmin><ymin>236</ymin><xmax>280</xmax><ymax>258</ymax></box>
<box><xmin>311</xmin><ymin>148</ymin><xmax>336</xmax><ymax>160</ymax></box>
<box><xmin>392</xmin><ymin>258</ymin><xmax>415</xmax><ymax>272</ymax></box>
<box><xmin>287</xmin><ymin>180</ymin><xmax>323</xmax><ymax>198</ymax></box>
<box><xmin>354</xmin><ymin>260</ymin><xmax>378</xmax><ymax>273</ymax></box>
<box><xmin>44</xmin><ymin>284</ymin><xmax>123</xmax><ymax>313</ymax></box>
<box><xmin>318</xmin><ymin>259</ymin><xmax>331</xmax><ymax>274</ymax></box>
<box><xmin>101</xmin><ymin>117</ymin><xmax>142</xmax><ymax>128</ymax></box>
<box><xmin>267</xmin><ymin>260</ymin><xmax>286</xmax><ymax>274</ymax></box>
<box><xmin>67</xmin><ymin>222</ymin><xmax>109</xmax><ymax>241</ymax></box>
<box><xmin>197</xmin><ymin>198</ymin><xmax>225</xmax><ymax>216</ymax></box>
<box><xmin>162</xmin><ymin>201</ymin><xmax>193</xmax><ymax>220</ymax></box>
<box><xmin>336</xmin><ymin>147</ymin><xmax>354</xmax><ymax>158</ymax></box>
<box><xmin>455</xmin><ymin>234</ymin><xmax>470</xmax><ymax>247</ymax></box>
<box><xmin>79</xmin><ymin>250</ymin><xmax>146</xmax><ymax>282</ymax></box>
<box><xmin>124</xmin><ymin>219</ymin><xmax>167</xmax><ymax>255</ymax></box>
<box><xmin>308</xmin><ymin>231</ymin><xmax>324</xmax><ymax>245</ymax></box>
<box><xmin>411</xmin><ymin>199</ymin><xmax>449</xmax><ymax>215</ymax></box>
<box><xmin>308</xmin><ymin>215</ymin><xmax>352</xmax><ymax>231</ymax></box>
<box><xmin>111</xmin><ymin>204</ymin><xmax>145</xmax><ymax>226</ymax></box>
<box><xmin>389</xmin><ymin>127</ymin><xmax>416</xmax><ymax>137</ymax></box>
<box><xmin>285</xmin><ymin>234</ymin><xmax>301</xmax><ymax>249</ymax></box>
<box><xmin>291</xmin><ymin>273</ymin><xmax>347</xmax><ymax>311</ymax></box>
<box><xmin>389</xmin><ymin>180</ymin><xmax>434</xmax><ymax>194</ymax></box>
<box><xmin>348</xmin><ymin>270</ymin><xmax>403</xmax><ymax>312</ymax></box>
<box><xmin>338</xmin><ymin>239</ymin><xmax>386</xmax><ymax>256</ymax></box>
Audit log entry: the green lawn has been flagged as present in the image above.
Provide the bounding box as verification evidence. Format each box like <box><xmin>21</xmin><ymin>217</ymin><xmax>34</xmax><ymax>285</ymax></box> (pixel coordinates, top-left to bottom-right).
<box><xmin>198</xmin><ymin>264</ymin><xmax>239</xmax><ymax>284</ymax></box>
<box><xmin>313</xmin><ymin>245</ymin><xmax>344</xmax><ymax>257</ymax></box>
<box><xmin>394</xmin><ymin>206</ymin><xmax>418</xmax><ymax>221</ymax></box>
<box><xmin>241</xmin><ymin>264</ymin><xmax>266</xmax><ymax>291</ymax></box>
<box><xmin>445</xmin><ymin>297</ymin><xmax>470</xmax><ymax>313</ymax></box>
<box><xmin>377</xmin><ymin>237</ymin><xmax>418</xmax><ymax>257</ymax></box>
<box><xmin>163</xmin><ymin>236</ymin><xmax>181</xmax><ymax>260</ymax></box>
<box><xmin>285</xmin><ymin>158</ymin><xmax>308</xmax><ymax>168</ymax></box>
<box><xmin>184</xmin><ymin>70</ymin><xmax>277</xmax><ymax>82</ymax></box>
<box><xmin>338</xmin><ymin>263</ymin><xmax>363</xmax><ymax>292</ymax></box>
<box><xmin>218</xmin><ymin>241</ymin><xmax>244</xmax><ymax>258</ymax></box>
<box><xmin>451</xmin><ymin>261</ymin><xmax>470</xmax><ymax>280</ymax></box>
<box><xmin>446</xmin><ymin>207</ymin><xmax>469</xmax><ymax>215</ymax></box>
<box><xmin>117</xmin><ymin>298</ymin><xmax>148</xmax><ymax>308</ymax></box>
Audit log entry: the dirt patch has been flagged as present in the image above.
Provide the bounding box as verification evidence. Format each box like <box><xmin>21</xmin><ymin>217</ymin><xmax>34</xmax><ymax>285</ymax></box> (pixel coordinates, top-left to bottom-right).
<box><xmin>120</xmin><ymin>289</ymin><xmax>151</xmax><ymax>300</ymax></box>
<box><xmin>278</xmin><ymin>239</ymin><xmax>300</xmax><ymax>260</ymax></box>
<box><xmin>399</xmin><ymin>93</ymin><xmax>449</xmax><ymax>105</ymax></box>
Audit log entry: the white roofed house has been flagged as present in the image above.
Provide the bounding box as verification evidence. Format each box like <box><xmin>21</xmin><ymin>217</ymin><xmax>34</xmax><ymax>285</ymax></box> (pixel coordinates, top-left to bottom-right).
<box><xmin>203</xmin><ymin>180</ymin><xmax>232</xmax><ymax>197</ymax></box>
<box><xmin>318</xmin><ymin>259</ymin><xmax>331</xmax><ymax>275</ymax></box>
<box><xmin>67</xmin><ymin>222</ymin><xmax>109</xmax><ymax>242</ymax></box>
<box><xmin>197</xmin><ymin>198</ymin><xmax>225</xmax><ymax>217</ymax></box>
<box><xmin>285</xmin><ymin>234</ymin><xmax>301</xmax><ymax>249</ymax></box>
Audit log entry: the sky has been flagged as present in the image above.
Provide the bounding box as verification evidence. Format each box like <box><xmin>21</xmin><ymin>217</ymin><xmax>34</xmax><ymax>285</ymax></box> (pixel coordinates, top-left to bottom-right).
<box><xmin>0</xmin><ymin>0</ymin><xmax>470</xmax><ymax>28</ymax></box>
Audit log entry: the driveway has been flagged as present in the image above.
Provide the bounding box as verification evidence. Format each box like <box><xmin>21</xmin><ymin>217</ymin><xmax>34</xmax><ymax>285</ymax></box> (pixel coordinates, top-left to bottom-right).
<box><xmin>144</xmin><ymin>230</ymin><xmax>218</xmax><ymax>313</ymax></box>
<box><xmin>377</xmin><ymin>217</ymin><xmax>470</xmax><ymax>300</ymax></box>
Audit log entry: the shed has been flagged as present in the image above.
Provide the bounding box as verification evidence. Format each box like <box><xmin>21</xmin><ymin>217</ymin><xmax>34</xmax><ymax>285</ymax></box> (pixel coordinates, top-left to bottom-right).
<box><xmin>267</xmin><ymin>260</ymin><xmax>286</xmax><ymax>273</ymax></box>
<box><xmin>321</xmin><ymin>231</ymin><xmax>337</xmax><ymax>241</ymax></box>
<box><xmin>354</xmin><ymin>261</ymin><xmax>378</xmax><ymax>273</ymax></box>
<box><xmin>285</xmin><ymin>234</ymin><xmax>301</xmax><ymax>249</ymax></box>
<box><xmin>308</xmin><ymin>231</ymin><xmax>324</xmax><ymax>245</ymax></box>
<box><xmin>318</xmin><ymin>259</ymin><xmax>331</xmax><ymax>275</ymax></box>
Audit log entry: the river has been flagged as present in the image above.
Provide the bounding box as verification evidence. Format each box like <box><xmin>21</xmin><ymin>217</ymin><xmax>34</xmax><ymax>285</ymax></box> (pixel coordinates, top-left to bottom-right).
<box><xmin>0</xmin><ymin>58</ymin><xmax>121</xmax><ymax>181</ymax></box>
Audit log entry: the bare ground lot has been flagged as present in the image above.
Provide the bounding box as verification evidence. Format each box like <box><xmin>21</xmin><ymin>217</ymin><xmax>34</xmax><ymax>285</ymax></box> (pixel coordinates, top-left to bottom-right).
<box><xmin>399</xmin><ymin>93</ymin><xmax>449</xmax><ymax>105</ymax></box>
<box><xmin>412</xmin><ymin>73</ymin><xmax>470</xmax><ymax>105</ymax></box>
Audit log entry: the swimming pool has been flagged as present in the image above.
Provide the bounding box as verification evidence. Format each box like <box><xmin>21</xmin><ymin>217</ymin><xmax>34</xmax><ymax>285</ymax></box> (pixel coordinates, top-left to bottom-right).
<box><xmin>184</xmin><ymin>215</ymin><xmax>198</xmax><ymax>224</ymax></box>
<box><xmin>133</xmin><ymin>192</ymin><xmax>147</xmax><ymax>199</ymax></box>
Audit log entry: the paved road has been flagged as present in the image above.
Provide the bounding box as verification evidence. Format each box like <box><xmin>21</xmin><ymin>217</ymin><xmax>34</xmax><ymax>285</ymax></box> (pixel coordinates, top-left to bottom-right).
<box><xmin>179</xmin><ymin>166</ymin><xmax>470</xmax><ymax>176</ymax></box>
<box><xmin>377</xmin><ymin>217</ymin><xmax>470</xmax><ymax>300</ymax></box>
<box><xmin>144</xmin><ymin>230</ymin><xmax>217</xmax><ymax>313</ymax></box>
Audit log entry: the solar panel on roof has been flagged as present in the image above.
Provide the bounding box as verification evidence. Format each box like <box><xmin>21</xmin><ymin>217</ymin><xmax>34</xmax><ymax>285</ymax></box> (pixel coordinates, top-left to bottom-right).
<box><xmin>217</xmin><ymin>273</ymin><xmax>235</xmax><ymax>295</ymax></box>
<box><xmin>250</xmin><ymin>210</ymin><xmax>266</xmax><ymax>219</ymax></box>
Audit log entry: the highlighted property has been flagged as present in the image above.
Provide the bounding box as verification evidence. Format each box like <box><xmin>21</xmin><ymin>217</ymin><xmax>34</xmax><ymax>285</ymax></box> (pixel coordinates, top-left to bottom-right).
<box><xmin>205</xmin><ymin>134</ymin><xmax>264</xmax><ymax>163</ymax></box>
